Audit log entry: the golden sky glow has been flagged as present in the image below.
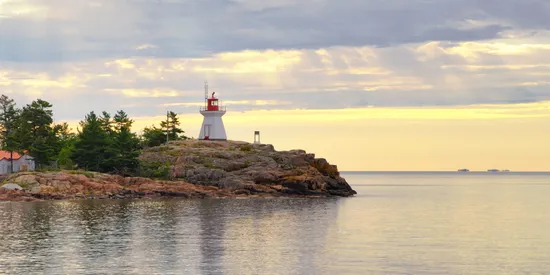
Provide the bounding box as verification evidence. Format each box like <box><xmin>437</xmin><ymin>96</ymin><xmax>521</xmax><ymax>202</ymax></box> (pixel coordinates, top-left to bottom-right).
<box><xmin>58</xmin><ymin>101</ymin><xmax>550</xmax><ymax>171</ymax></box>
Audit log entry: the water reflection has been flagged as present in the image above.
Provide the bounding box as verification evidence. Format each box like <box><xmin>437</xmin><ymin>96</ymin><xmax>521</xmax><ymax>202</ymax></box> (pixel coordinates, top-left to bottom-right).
<box><xmin>217</xmin><ymin>198</ymin><xmax>339</xmax><ymax>275</ymax></box>
<box><xmin>198</xmin><ymin>199</ymin><xmax>227</xmax><ymax>274</ymax></box>
<box><xmin>0</xmin><ymin>202</ymin><xmax>58</xmax><ymax>273</ymax></box>
<box><xmin>3</xmin><ymin>172</ymin><xmax>550</xmax><ymax>275</ymax></box>
<box><xmin>0</xmin><ymin>198</ymin><xmax>340</xmax><ymax>274</ymax></box>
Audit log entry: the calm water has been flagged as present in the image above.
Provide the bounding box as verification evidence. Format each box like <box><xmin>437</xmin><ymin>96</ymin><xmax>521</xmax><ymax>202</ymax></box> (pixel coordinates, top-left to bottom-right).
<box><xmin>1</xmin><ymin>172</ymin><xmax>550</xmax><ymax>274</ymax></box>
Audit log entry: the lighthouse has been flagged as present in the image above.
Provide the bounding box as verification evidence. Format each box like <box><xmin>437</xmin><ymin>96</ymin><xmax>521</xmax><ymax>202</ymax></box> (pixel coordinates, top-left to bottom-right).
<box><xmin>198</xmin><ymin>81</ymin><xmax>227</xmax><ymax>140</ymax></box>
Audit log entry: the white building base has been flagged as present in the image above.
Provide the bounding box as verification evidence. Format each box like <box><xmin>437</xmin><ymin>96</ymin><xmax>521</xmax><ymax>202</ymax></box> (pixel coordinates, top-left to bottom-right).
<box><xmin>198</xmin><ymin>110</ymin><xmax>227</xmax><ymax>140</ymax></box>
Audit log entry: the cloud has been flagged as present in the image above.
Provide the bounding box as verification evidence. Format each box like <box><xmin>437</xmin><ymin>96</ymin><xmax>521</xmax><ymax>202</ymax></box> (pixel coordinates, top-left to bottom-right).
<box><xmin>0</xmin><ymin>0</ymin><xmax>548</xmax><ymax>125</ymax></box>
<box><xmin>163</xmin><ymin>100</ymin><xmax>292</xmax><ymax>109</ymax></box>
<box><xmin>0</xmin><ymin>0</ymin><xmax>47</xmax><ymax>19</ymax></box>
<box><xmin>2</xmin><ymin>0</ymin><xmax>549</xmax><ymax>62</ymax></box>
<box><xmin>1</xmin><ymin>34</ymin><xmax>549</xmax><ymax>122</ymax></box>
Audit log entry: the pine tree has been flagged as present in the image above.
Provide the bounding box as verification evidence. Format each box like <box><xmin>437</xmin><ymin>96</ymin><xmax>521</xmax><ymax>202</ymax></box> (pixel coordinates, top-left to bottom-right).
<box><xmin>111</xmin><ymin>110</ymin><xmax>140</xmax><ymax>175</ymax></box>
<box><xmin>97</xmin><ymin>111</ymin><xmax>117</xmax><ymax>170</ymax></box>
<box><xmin>0</xmin><ymin>94</ymin><xmax>21</xmax><ymax>173</ymax></box>
<box><xmin>99</xmin><ymin>111</ymin><xmax>114</xmax><ymax>136</ymax></box>
<box><xmin>72</xmin><ymin>110</ymin><xmax>141</xmax><ymax>174</ymax></box>
<box><xmin>141</xmin><ymin>125</ymin><xmax>167</xmax><ymax>147</ymax></box>
<box><xmin>53</xmin><ymin>122</ymin><xmax>77</xmax><ymax>169</ymax></box>
<box><xmin>160</xmin><ymin>111</ymin><xmax>187</xmax><ymax>141</ymax></box>
<box><xmin>71</xmin><ymin>111</ymin><xmax>110</xmax><ymax>172</ymax></box>
<box><xmin>16</xmin><ymin>99</ymin><xmax>57</xmax><ymax>168</ymax></box>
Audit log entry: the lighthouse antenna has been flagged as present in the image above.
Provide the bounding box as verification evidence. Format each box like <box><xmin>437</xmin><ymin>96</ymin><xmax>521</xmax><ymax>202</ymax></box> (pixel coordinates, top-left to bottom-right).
<box><xmin>204</xmin><ymin>80</ymin><xmax>208</xmax><ymax>108</ymax></box>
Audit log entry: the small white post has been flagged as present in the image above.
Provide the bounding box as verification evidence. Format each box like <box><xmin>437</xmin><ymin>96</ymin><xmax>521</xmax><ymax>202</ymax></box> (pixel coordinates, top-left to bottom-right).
<box><xmin>254</xmin><ymin>131</ymin><xmax>261</xmax><ymax>144</ymax></box>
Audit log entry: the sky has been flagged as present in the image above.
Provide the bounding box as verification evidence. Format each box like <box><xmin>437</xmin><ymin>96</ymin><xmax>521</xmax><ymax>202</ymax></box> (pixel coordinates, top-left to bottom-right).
<box><xmin>1</xmin><ymin>0</ymin><xmax>549</xmax><ymax>171</ymax></box>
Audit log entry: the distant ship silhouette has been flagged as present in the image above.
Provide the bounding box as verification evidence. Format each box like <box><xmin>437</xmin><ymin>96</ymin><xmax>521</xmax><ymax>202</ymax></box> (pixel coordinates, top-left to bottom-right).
<box><xmin>487</xmin><ymin>169</ymin><xmax>510</xmax><ymax>172</ymax></box>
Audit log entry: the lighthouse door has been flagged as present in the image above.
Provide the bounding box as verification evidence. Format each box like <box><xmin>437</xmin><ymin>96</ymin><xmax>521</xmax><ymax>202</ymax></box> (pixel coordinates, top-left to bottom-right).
<box><xmin>204</xmin><ymin>124</ymin><xmax>211</xmax><ymax>140</ymax></box>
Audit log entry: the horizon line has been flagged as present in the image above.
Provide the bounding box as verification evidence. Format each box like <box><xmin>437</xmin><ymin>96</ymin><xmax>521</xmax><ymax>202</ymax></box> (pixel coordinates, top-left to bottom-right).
<box><xmin>340</xmin><ymin>170</ymin><xmax>550</xmax><ymax>173</ymax></box>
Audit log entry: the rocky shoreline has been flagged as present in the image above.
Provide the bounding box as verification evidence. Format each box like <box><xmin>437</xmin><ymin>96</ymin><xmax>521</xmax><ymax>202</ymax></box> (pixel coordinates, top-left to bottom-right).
<box><xmin>1</xmin><ymin>140</ymin><xmax>357</xmax><ymax>202</ymax></box>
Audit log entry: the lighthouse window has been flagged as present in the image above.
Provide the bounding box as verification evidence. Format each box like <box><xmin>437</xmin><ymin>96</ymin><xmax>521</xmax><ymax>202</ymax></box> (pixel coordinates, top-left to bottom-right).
<box><xmin>211</xmin><ymin>101</ymin><xmax>218</xmax><ymax>106</ymax></box>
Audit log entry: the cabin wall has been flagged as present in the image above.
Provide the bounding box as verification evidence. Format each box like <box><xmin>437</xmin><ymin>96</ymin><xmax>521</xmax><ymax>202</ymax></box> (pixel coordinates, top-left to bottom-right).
<box><xmin>0</xmin><ymin>160</ymin><xmax>9</xmax><ymax>175</ymax></box>
<box><xmin>0</xmin><ymin>155</ymin><xmax>36</xmax><ymax>175</ymax></box>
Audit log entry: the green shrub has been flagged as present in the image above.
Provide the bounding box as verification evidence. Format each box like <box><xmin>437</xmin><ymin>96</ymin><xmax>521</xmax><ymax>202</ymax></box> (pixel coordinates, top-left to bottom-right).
<box><xmin>138</xmin><ymin>161</ymin><xmax>171</xmax><ymax>179</ymax></box>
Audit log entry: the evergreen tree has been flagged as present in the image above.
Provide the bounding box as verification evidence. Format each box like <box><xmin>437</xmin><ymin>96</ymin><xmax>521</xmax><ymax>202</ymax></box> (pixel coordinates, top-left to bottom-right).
<box><xmin>57</xmin><ymin>140</ymin><xmax>76</xmax><ymax>170</ymax></box>
<box><xmin>99</xmin><ymin>111</ymin><xmax>114</xmax><ymax>136</ymax></box>
<box><xmin>113</xmin><ymin>110</ymin><xmax>132</xmax><ymax>132</ymax></box>
<box><xmin>29</xmin><ymin>135</ymin><xmax>56</xmax><ymax>168</ymax></box>
<box><xmin>16</xmin><ymin>99</ymin><xmax>57</xmax><ymax>168</ymax></box>
<box><xmin>111</xmin><ymin>110</ymin><xmax>140</xmax><ymax>175</ymax></box>
<box><xmin>160</xmin><ymin>111</ymin><xmax>187</xmax><ymax>141</ymax></box>
<box><xmin>54</xmin><ymin>122</ymin><xmax>77</xmax><ymax>146</ymax></box>
<box><xmin>0</xmin><ymin>94</ymin><xmax>21</xmax><ymax>173</ymax></box>
<box><xmin>53</xmin><ymin>122</ymin><xmax>77</xmax><ymax>169</ymax></box>
<box><xmin>71</xmin><ymin>111</ymin><xmax>110</xmax><ymax>172</ymax></box>
<box><xmin>141</xmin><ymin>125</ymin><xmax>167</xmax><ymax>147</ymax></box>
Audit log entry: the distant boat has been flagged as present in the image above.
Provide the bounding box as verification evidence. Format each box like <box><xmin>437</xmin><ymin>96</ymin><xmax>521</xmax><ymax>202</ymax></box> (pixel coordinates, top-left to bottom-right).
<box><xmin>487</xmin><ymin>169</ymin><xmax>500</xmax><ymax>172</ymax></box>
<box><xmin>457</xmin><ymin>169</ymin><xmax>470</xmax><ymax>172</ymax></box>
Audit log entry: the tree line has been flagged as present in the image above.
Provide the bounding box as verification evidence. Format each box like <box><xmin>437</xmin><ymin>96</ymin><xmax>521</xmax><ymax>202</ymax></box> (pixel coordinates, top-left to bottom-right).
<box><xmin>0</xmin><ymin>94</ymin><xmax>187</xmax><ymax>175</ymax></box>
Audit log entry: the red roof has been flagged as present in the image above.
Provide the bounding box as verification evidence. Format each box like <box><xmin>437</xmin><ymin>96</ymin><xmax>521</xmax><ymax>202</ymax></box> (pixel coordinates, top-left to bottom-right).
<box><xmin>0</xmin><ymin>151</ymin><xmax>23</xmax><ymax>160</ymax></box>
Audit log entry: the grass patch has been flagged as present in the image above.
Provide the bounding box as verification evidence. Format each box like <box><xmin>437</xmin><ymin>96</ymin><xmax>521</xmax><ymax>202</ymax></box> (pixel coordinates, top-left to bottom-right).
<box><xmin>199</xmin><ymin>157</ymin><xmax>216</xmax><ymax>169</ymax></box>
<box><xmin>165</xmin><ymin>150</ymin><xmax>182</xmax><ymax>157</ymax></box>
<box><xmin>18</xmin><ymin>182</ymin><xmax>31</xmax><ymax>190</ymax></box>
<box><xmin>69</xmin><ymin>170</ymin><xmax>96</xmax><ymax>178</ymax></box>
<box><xmin>148</xmin><ymin>146</ymin><xmax>172</xmax><ymax>153</ymax></box>
<box><xmin>36</xmin><ymin>168</ymin><xmax>61</xmax><ymax>173</ymax></box>
<box><xmin>240</xmin><ymin>145</ymin><xmax>253</xmax><ymax>152</ymax></box>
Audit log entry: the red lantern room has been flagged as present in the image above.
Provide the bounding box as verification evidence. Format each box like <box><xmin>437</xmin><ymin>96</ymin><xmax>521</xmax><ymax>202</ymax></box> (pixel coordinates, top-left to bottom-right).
<box><xmin>207</xmin><ymin>92</ymin><xmax>219</xmax><ymax>111</ymax></box>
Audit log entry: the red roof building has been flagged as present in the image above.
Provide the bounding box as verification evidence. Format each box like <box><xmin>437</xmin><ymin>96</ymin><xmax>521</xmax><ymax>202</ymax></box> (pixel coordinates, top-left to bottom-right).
<box><xmin>0</xmin><ymin>151</ymin><xmax>23</xmax><ymax>161</ymax></box>
<box><xmin>0</xmin><ymin>151</ymin><xmax>34</xmax><ymax>174</ymax></box>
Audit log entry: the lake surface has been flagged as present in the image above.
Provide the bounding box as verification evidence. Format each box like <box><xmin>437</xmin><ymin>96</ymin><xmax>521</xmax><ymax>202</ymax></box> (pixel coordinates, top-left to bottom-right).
<box><xmin>1</xmin><ymin>172</ymin><xmax>550</xmax><ymax>274</ymax></box>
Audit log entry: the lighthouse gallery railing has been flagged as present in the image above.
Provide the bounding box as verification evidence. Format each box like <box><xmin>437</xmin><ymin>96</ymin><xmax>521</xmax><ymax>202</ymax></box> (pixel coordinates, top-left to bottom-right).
<box><xmin>200</xmin><ymin>106</ymin><xmax>227</xmax><ymax>112</ymax></box>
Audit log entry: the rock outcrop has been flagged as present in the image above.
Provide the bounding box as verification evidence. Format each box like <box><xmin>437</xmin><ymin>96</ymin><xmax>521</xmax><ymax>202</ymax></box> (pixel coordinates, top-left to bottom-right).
<box><xmin>141</xmin><ymin>140</ymin><xmax>356</xmax><ymax>197</ymax></box>
<box><xmin>0</xmin><ymin>140</ymin><xmax>356</xmax><ymax>201</ymax></box>
<box><xmin>0</xmin><ymin>171</ymin><xmax>236</xmax><ymax>201</ymax></box>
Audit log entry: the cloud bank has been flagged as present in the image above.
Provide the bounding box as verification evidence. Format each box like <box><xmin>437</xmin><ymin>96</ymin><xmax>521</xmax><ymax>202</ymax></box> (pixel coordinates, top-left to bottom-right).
<box><xmin>0</xmin><ymin>0</ymin><xmax>549</xmax><ymax>121</ymax></box>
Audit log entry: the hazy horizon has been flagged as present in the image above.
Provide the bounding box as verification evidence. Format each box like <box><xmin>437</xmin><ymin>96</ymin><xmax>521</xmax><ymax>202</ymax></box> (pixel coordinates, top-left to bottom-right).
<box><xmin>2</xmin><ymin>0</ymin><xmax>549</xmax><ymax>171</ymax></box>
<box><xmin>340</xmin><ymin>170</ymin><xmax>550</xmax><ymax>173</ymax></box>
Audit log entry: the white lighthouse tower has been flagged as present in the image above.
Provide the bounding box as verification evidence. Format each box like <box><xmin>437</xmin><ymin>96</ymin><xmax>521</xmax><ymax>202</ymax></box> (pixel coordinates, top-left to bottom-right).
<box><xmin>198</xmin><ymin>81</ymin><xmax>227</xmax><ymax>140</ymax></box>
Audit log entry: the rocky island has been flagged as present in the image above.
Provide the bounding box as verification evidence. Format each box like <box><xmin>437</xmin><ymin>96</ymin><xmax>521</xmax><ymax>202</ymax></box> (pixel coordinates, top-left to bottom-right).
<box><xmin>0</xmin><ymin>140</ymin><xmax>356</xmax><ymax>201</ymax></box>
